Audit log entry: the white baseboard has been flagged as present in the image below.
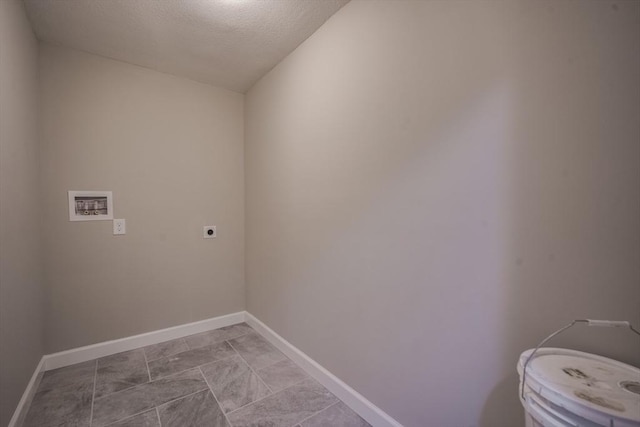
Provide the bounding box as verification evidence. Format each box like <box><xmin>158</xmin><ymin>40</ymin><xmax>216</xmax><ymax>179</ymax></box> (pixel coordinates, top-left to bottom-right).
<box><xmin>244</xmin><ymin>312</ymin><xmax>403</xmax><ymax>427</ymax></box>
<box><xmin>44</xmin><ymin>311</ymin><xmax>245</xmax><ymax>370</ymax></box>
<box><xmin>8</xmin><ymin>356</ymin><xmax>45</xmax><ymax>427</ymax></box>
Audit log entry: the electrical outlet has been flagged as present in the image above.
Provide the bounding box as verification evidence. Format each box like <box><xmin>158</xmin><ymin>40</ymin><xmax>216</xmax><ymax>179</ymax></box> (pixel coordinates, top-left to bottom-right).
<box><xmin>113</xmin><ymin>219</ymin><xmax>126</xmax><ymax>235</ymax></box>
<box><xmin>203</xmin><ymin>225</ymin><xmax>216</xmax><ymax>239</ymax></box>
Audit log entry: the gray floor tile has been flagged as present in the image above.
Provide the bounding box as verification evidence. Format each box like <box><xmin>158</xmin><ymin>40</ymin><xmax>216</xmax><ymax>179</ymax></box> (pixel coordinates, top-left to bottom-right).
<box><xmin>228</xmin><ymin>332</ymin><xmax>286</xmax><ymax>371</ymax></box>
<box><xmin>256</xmin><ymin>359</ymin><xmax>309</xmax><ymax>392</ymax></box>
<box><xmin>23</xmin><ymin>377</ymin><xmax>94</xmax><ymax>427</ymax></box>
<box><xmin>200</xmin><ymin>354</ymin><xmax>271</xmax><ymax>413</ymax></box>
<box><xmin>148</xmin><ymin>341</ymin><xmax>235</xmax><ymax>380</ymax></box>
<box><xmin>38</xmin><ymin>360</ymin><xmax>96</xmax><ymax>392</ymax></box>
<box><xmin>299</xmin><ymin>401</ymin><xmax>371</xmax><ymax>427</ymax></box>
<box><xmin>184</xmin><ymin>323</ymin><xmax>254</xmax><ymax>349</ymax></box>
<box><xmin>227</xmin><ymin>378</ymin><xmax>338</xmax><ymax>427</ymax></box>
<box><xmin>95</xmin><ymin>349</ymin><xmax>150</xmax><ymax>398</ymax></box>
<box><xmin>105</xmin><ymin>410</ymin><xmax>160</xmax><ymax>427</ymax></box>
<box><xmin>143</xmin><ymin>338</ymin><xmax>188</xmax><ymax>362</ymax></box>
<box><xmin>92</xmin><ymin>369</ymin><xmax>208</xmax><ymax>427</ymax></box>
<box><xmin>157</xmin><ymin>389</ymin><xmax>229</xmax><ymax>427</ymax></box>
<box><xmin>23</xmin><ymin>325</ymin><xmax>367</xmax><ymax>427</ymax></box>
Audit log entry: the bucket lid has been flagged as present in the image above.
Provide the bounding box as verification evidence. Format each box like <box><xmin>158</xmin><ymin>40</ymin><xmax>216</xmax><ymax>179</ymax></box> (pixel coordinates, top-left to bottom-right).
<box><xmin>518</xmin><ymin>348</ymin><xmax>640</xmax><ymax>424</ymax></box>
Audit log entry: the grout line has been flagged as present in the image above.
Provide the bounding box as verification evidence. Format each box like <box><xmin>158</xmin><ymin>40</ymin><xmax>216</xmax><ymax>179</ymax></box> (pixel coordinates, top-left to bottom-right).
<box><xmin>295</xmin><ymin>401</ymin><xmax>340</xmax><ymax>426</ymax></box>
<box><xmin>142</xmin><ymin>348</ymin><xmax>152</xmax><ymax>382</ymax></box>
<box><xmin>198</xmin><ymin>366</ymin><xmax>234</xmax><ymax>427</ymax></box>
<box><xmin>197</xmin><ymin>352</ymin><xmax>237</xmax><ymax>370</ymax></box>
<box><xmin>155</xmin><ymin>387</ymin><xmax>209</xmax><ymax>412</ymax></box>
<box><xmin>89</xmin><ymin>359</ymin><xmax>98</xmax><ymax>427</ymax></box>
<box><xmin>178</xmin><ymin>338</ymin><xmax>188</xmax><ymax>355</ymax></box>
<box><xmin>224</xmin><ymin>373</ymin><xmax>312</xmax><ymax>416</ymax></box>
<box><xmin>155</xmin><ymin>407</ymin><xmax>162</xmax><ymax>427</ymax></box>
<box><xmin>226</xmin><ymin>340</ymin><xmax>274</xmax><ymax>394</ymax></box>
<box><xmin>101</xmin><ymin>408</ymin><xmax>157</xmax><ymax>427</ymax></box>
<box><xmin>93</xmin><ymin>377</ymin><xmax>150</xmax><ymax>402</ymax></box>
<box><xmin>273</xmin><ymin>375</ymin><xmax>310</xmax><ymax>394</ymax></box>
<box><xmin>93</xmin><ymin>381</ymin><xmax>144</xmax><ymax>402</ymax></box>
<box><xmin>182</xmin><ymin>335</ymin><xmax>197</xmax><ymax>352</ymax></box>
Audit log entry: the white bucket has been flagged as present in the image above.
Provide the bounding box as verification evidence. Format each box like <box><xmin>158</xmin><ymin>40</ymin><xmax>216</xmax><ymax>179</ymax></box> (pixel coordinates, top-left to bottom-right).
<box><xmin>517</xmin><ymin>348</ymin><xmax>640</xmax><ymax>427</ymax></box>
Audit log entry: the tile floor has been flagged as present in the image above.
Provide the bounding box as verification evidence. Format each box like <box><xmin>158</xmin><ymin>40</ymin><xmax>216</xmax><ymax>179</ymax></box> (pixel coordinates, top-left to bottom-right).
<box><xmin>22</xmin><ymin>323</ymin><xmax>371</xmax><ymax>427</ymax></box>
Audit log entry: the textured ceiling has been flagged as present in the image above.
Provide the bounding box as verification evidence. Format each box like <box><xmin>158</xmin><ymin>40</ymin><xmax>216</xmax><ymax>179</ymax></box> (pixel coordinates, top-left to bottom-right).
<box><xmin>23</xmin><ymin>0</ymin><xmax>349</xmax><ymax>92</ymax></box>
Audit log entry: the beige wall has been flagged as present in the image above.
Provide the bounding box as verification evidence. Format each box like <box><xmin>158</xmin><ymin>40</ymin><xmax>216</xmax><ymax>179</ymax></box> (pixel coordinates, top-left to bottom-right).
<box><xmin>40</xmin><ymin>44</ymin><xmax>245</xmax><ymax>352</ymax></box>
<box><xmin>0</xmin><ymin>0</ymin><xmax>45</xmax><ymax>425</ymax></box>
<box><xmin>245</xmin><ymin>1</ymin><xmax>640</xmax><ymax>426</ymax></box>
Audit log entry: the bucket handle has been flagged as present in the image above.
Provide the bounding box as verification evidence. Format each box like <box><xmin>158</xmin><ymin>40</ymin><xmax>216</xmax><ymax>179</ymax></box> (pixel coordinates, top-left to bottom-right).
<box><xmin>520</xmin><ymin>319</ymin><xmax>640</xmax><ymax>400</ymax></box>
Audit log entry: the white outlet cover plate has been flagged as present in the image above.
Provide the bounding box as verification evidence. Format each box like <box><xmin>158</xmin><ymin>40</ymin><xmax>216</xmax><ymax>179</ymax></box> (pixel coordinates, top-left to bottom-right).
<box><xmin>113</xmin><ymin>219</ymin><xmax>126</xmax><ymax>235</ymax></box>
<box><xmin>203</xmin><ymin>225</ymin><xmax>216</xmax><ymax>239</ymax></box>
